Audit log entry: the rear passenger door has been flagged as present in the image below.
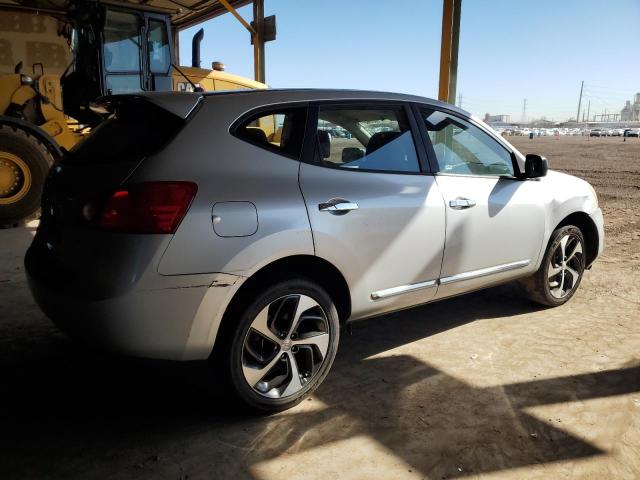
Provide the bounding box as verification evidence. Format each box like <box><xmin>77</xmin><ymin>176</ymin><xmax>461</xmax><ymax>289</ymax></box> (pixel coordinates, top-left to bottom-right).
<box><xmin>299</xmin><ymin>102</ymin><xmax>446</xmax><ymax>320</ymax></box>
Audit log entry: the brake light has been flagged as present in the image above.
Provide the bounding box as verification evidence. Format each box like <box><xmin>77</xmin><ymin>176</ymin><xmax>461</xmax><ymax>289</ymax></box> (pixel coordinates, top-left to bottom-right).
<box><xmin>99</xmin><ymin>182</ymin><xmax>197</xmax><ymax>234</ymax></box>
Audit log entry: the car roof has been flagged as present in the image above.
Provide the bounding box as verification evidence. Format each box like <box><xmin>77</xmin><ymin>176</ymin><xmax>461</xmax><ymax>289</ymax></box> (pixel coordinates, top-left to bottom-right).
<box><xmin>201</xmin><ymin>88</ymin><xmax>470</xmax><ymax>116</ymax></box>
<box><xmin>99</xmin><ymin>89</ymin><xmax>472</xmax><ymax>122</ymax></box>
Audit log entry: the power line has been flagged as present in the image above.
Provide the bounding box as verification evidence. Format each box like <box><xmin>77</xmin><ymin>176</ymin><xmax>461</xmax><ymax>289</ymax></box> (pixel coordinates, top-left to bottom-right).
<box><xmin>576</xmin><ymin>80</ymin><xmax>584</xmax><ymax>123</ymax></box>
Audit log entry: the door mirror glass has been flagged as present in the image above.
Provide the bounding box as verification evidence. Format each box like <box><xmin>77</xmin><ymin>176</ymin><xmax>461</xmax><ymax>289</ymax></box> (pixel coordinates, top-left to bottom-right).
<box><xmin>524</xmin><ymin>154</ymin><xmax>549</xmax><ymax>178</ymax></box>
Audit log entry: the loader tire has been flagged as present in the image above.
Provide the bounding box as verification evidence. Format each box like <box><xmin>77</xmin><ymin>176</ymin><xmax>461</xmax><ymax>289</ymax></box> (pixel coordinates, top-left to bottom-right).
<box><xmin>0</xmin><ymin>124</ymin><xmax>54</xmax><ymax>228</ymax></box>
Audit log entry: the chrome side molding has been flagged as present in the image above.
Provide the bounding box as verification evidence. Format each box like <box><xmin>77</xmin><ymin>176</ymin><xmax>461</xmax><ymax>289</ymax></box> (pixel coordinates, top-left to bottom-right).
<box><xmin>439</xmin><ymin>259</ymin><xmax>531</xmax><ymax>285</ymax></box>
<box><xmin>370</xmin><ymin>279</ymin><xmax>437</xmax><ymax>300</ymax></box>
<box><xmin>370</xmin><ymin>260</ymin><xmax>531</xmax><ymax>301</ymax></box>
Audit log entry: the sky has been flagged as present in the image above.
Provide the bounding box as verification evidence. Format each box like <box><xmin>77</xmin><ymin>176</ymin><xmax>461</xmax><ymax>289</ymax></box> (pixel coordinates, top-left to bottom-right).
<box><xmin>179</xmin><ymin>0</ymin><xmax>640</xmax><ymax>122</ymax></box>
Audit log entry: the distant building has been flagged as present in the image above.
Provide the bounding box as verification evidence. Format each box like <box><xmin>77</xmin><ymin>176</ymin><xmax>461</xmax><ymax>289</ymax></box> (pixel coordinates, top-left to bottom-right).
<box><xmin>484</xmin><ymin>113</ymin><xmax>512</xmax><ymax>123</ymax></box>
<box><xmin>620</xmin><ymin>93</ymin><xmax>640</xmax><ymax>121</ymax></box>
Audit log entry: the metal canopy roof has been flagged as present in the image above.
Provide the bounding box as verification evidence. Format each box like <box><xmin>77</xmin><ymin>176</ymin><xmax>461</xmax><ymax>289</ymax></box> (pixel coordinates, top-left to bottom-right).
<box><xmin>0</xmin><ymin>0</ymin><xmax>251</xmax><ymax>29</ymax></box>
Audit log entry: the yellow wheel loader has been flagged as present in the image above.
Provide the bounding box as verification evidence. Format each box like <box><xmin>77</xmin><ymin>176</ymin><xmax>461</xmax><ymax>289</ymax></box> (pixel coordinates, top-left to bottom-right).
<box><xmin>0</xmin><ymin>0</ymin><xmax>266</xmax><ymax>226</ymax></box>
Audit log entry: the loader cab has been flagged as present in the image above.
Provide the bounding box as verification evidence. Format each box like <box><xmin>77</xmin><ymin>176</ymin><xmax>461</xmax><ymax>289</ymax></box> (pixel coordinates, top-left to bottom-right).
<box><xmin>62</xmin><ymin>5</ymin><xmax>173</xmax><ymax>125</ymax></box>
<box><xmin>101</xmin><ymin>8</ymin><xmax>173</xmax><ymax>95</ymax></box>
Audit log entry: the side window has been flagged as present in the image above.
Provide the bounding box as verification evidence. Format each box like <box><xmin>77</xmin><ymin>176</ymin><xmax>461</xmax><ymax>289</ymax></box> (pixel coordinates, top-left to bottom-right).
<box><xmin>420</xmin><ymin>109</ymin><xmax>514</xmax><ymax>176</ymax></box>
<box><xmin>147</xmin><ymin>19</ymin><xmax>171</xmax><ymax>74</ymax></box>
<box><xmin>315</xmin><ymin>105</ymin><xmax>420</xmax><ymax>173</ymax></box>
<box><xmin>103</xmin><ymin>10</ymin><xmax>142</xmax><ymax>94</ymax></box>
<box><xmin>235</xmin><ymin>107</ymin><xmax>307</xmax><ymax>158</ymax></box>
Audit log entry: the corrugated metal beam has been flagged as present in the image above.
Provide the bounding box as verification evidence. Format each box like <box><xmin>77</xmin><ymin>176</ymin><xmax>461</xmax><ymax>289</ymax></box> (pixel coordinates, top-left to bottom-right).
<box><xmin>172</xmin><ymin>0</ymin><xmax>252</xmax><ymax>29</ymax></box>
<box><xmin>218</xmin><ymin>0</ymin><xmax>256</xmax><ymax>34</ymax></box>
<box><xmin>438</xmin><ymin>0</ymin><xmax>461</xmax><ymax>104</ymax></box>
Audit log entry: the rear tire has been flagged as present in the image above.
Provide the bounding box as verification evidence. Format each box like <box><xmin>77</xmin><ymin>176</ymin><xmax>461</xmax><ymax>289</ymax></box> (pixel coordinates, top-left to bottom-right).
<box><xmin>520</xmin><ymin>225</ymin><xmax>586</xmax><ymax>306</ymax></box>
<box><xmin>218</xmin><ymin>278</ymin><xmax>340</xmax><ymax>413</ymax></box>
<box><xmin>0</xmin><ymin>125</ymin><xmax>54</xmax><ymax>227</ymax></box>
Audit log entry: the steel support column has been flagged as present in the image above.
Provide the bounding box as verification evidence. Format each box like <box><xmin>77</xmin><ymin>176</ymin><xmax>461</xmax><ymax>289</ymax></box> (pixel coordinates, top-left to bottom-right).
<box><xmin>438</xmin><ymin>0</ymin><xmax>461</xmax><ymax>104</ymax></box>
<box><xmin>253</xmin><ymin>0</ymin><xmax>266</xmax><ymax>83</ymax></box>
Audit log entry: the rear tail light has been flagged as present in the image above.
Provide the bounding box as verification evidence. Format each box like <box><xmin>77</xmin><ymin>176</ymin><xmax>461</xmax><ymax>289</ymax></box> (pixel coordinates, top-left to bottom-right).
<box><xmin>99</xmin><ymin>182</ymin><xmax>197</xmax><ymax>234</ymax></box>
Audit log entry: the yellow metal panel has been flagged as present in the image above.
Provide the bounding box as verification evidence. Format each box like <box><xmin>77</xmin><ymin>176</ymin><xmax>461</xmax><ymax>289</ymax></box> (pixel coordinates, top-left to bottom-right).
<box><xmin>0</xmin><ymin>75</ymin><xmax>21</xmax><ymax>114</ymax></box>
<box><xmin>37</xmin><ymin>75</ymin><xmax>82</xmax><ymax>150</ymax></box>
<box><xmin>11</xmin><ymin>84</ymin><xmax>36</xmax><ymax>106</ymax></box>
<box><xmin>173</xmin><ymin>65</ymin><xmax>267</xmax><ymax>91</ymax></box>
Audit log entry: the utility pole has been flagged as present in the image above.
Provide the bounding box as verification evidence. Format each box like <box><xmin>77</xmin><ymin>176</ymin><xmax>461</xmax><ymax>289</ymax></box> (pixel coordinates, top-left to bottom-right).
<box><xmin>586</xmin><ymin>100</ymin><xmax>590</xmax><ymax>124</ymax></box>
<box><xmin>521</xmin><ymin>98</ymin><xmax>527</xmax><ymax>124</ymax></box>
<box><xmin>457</xmin><ymin>93</ymin><xmax>462</xmax><ymax>108</ymax></box>
<box><xmin>576</xmin><ymin>80</ymin><xmax>584</xmax><ymax>124</ymax></box>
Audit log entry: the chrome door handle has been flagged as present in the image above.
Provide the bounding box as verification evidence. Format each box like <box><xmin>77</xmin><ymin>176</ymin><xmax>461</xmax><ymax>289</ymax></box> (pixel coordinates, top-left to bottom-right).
<box><xmin>318</xmin><ymin>199</ymin><xmax>359</xmax><ymax>215</ymax></box>
<box><xmin>449</xmin><ymin>197</ymin><xmax>476</xmax><ymax>210</ymax></box>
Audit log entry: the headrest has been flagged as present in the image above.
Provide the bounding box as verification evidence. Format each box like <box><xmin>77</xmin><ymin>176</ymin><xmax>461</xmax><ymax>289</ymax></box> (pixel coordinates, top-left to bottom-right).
<box><xmin>342</xmin><ymin>147</ymin><xmax>364</xmax><ymax>163</ymax></box>
<box><xmin>366</xmin><ymin>131</ymin><xmax>401</xmax><ymax>155</ymax></box>
<box><xmin>317</xmin><ymin>130</ymin><xmax>331</xmax><ymax>158</ymax></box>
<box><xmin>244</xmin><ymin>127</ymin><xmax>269</xmax><ymax>145</ymax></box>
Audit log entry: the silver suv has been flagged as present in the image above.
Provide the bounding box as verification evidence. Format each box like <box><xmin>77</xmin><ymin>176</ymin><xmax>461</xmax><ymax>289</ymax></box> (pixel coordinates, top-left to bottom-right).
<box><xmin>26</xmin><ymin>90</ymin><xmax>604</xmax><ymax>411</ymax></box>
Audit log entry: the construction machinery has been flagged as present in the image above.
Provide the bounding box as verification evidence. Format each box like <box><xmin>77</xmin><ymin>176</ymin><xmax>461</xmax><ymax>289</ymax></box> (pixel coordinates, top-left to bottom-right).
<box><xmin>0</xmin><ymin>0</ymin><xmax>266</xmax><ymax>226</ymax></box>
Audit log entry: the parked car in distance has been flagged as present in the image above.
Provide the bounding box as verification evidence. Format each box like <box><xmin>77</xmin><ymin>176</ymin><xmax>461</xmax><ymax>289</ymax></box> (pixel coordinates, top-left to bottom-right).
<box><xmin>624</xmin><ymin>128</ymin><xmax>640</xmax><ymax>137</ymax></box>
<box><xmin>25</xmin><ymin>89</ymin><xmax>605</xmax><ymax>412</ymax></box>
<box><xmin>589</xmin><ymin>129</ymin><xmax>603</xmax><ymax>137</ymax></box>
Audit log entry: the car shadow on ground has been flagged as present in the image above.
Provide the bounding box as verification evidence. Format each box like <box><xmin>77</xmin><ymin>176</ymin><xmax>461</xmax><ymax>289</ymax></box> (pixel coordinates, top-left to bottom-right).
<box><xmin>1</xmin><ymin>282</ymin><xmax>638</xmax><ymax>479</ymax></box>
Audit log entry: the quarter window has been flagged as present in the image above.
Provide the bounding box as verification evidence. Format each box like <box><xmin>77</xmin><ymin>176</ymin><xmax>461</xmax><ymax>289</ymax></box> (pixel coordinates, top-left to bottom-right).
<box><xmin>235</xmin><ymin>107</ymin><xmax>307</xmax><ymax>158</ymax></box>
<box><xmin>104</xmin><ymin>11</ymin><xmax>141</xmax><ymax>73</ymax></box>
<box><xmin>420</xmin><ymin>109</ymin><xmax>514</xmax><ymax>176</ymax></box>
<box><xmin>103</xmin><ymin>10</ymin><xmax>142</xmax><ymax>94</ymax></box>
<box><xmin>314</xmin><ymin>106</ymin><xmax>420</xmax><ymax>173</ymax></box>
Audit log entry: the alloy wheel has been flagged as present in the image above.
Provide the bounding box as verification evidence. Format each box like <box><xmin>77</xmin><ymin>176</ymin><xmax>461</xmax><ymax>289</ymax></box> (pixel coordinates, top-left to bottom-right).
<box><xmin>548</xmin><ymin>233</ymin><xmax>584</xmax><ymax>299</ymax></box>
<box><xmin>0</xmin><ymin>151</ymin><xmax>31</xmax><ymax>205</ymax></box>
<box><xmin>241</xmin><ymin>294</ymin><xmax>331</xmax><ymax>398</ymax></box>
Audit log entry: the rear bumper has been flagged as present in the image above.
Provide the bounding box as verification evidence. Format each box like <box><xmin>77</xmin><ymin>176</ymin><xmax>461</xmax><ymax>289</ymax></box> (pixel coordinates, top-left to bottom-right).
<box><xmin>26</xmin><ymin>256</ymin><xmax>241</xmax><ymax>361</ymax></box>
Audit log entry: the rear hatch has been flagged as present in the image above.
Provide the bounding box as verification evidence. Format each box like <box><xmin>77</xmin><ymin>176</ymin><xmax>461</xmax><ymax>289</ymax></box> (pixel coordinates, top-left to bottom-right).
<box><xmin>26</xmin><ymin>93</ymin><xmax>201</xmax><ymax>298</ymax></box>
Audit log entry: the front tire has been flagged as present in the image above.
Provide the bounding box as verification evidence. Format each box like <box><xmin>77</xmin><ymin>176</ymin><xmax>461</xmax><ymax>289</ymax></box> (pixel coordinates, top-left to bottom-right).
<box><xmin>521</xmin><ymin>225</ymin><xmax>586</xmax><ymax>306</ymax></box>
<box><xmin>221</xmin><ymin>278</ymin><xmax>340</xmax><ymax>412</ymax></box>
<box><xmin>0</xmin><ymin>125</ymin><xmax>54</xmax><ymax>227</ymax></box>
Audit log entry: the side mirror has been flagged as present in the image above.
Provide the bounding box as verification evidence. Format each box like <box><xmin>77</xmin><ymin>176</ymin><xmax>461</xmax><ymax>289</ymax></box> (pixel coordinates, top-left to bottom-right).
<box><xmin>524</xmin><ymin>154</ymin><xmax>548</xmax><ymax>178</ymax></box>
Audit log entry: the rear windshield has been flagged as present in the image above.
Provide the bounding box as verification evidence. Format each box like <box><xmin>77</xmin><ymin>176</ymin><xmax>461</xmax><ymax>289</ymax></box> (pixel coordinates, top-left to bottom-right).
<box><xmin>64</xmin><ymin>100</ymin><xmax>185</xmax><ymax>164</ymax></box>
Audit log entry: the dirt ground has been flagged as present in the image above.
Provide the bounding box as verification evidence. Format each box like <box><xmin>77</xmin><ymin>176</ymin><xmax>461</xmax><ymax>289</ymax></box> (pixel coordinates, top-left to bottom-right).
<box><xmin>1</xmin><ymin>136</ymin><xmax>639</xmax><ymax>480</ymax></box>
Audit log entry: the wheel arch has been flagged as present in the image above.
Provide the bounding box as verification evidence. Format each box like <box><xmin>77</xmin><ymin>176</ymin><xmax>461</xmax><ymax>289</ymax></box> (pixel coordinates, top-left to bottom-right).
<box><xmin>555</xmin><ymin>211</ymin><xmax>599</xmax><ymax>267</ymax></box>
<box><xmin>0</xmin><ymin>115</ymin><xmax>63</xmax><ymax>160</ymax></box>
<box><xmin>222</xmin><ymin>255</ymin><xmax>352</xmax><ymax>330</ymax></box>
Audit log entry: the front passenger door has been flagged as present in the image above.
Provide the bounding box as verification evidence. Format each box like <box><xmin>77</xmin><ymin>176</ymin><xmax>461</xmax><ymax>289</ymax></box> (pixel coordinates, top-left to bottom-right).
<box><xmin>417</xmin><ymin>108</ymin><xmax>545</xmax><ymax>299</ymax></box>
